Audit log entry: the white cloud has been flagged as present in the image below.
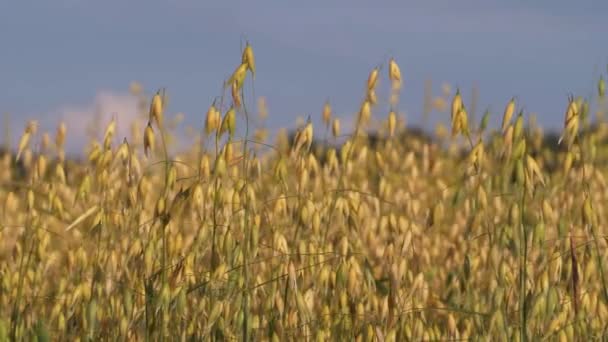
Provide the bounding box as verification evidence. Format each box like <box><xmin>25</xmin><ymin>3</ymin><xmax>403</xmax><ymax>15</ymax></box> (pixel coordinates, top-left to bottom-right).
<box><xmin>57</xmin><ymin>90</ymin><xmax>142</xmax><ymax>154</ymax></box>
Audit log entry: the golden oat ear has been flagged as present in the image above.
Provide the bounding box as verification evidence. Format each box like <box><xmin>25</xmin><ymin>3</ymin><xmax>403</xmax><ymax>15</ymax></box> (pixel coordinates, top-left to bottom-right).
<box><xmin>150</xmin><ymin>90</ymin><xmax>164</xmax><ymax>128</ymax></box>
<box><xmin>322</xmin><ymin>100</ymin><xmax>332</xmax><ymax>127</ymax></box>
<box><xmin>242</xmin><ymin>41</ymin><xmax>256</xmax><ymax>78</ymax></box>
<box><xmin>367</xmin><ymin>67</ymin><xmax>379</xmax><ymax>91</ymax></box>
<box><xmin>388</xmin><ymin>110</ymin><xmax>397</xmax><ymax>138</ymax></box>
<box><xmin>502</xmin><ymin>97</ymin><xmax>516</xmax><ymax>133</ymax></box>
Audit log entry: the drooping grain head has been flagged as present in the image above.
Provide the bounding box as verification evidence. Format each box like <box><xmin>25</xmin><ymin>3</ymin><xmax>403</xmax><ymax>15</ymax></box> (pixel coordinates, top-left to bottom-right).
<box><xmin>451</xmin><ymin>89</ymin><xmax>463</xmax><ymax>122</ymax></box>
<box><xmin>367</xmin><ymin>67</ymin><xmax>379</xmax><ymax>91</ymax></box>
<box><xmin>143</xmin><ymin>122</ymin><xmax>155</xmax><ymax>157</ymax></box>
<box><xmin>231</xmin><ymin>81</ymin><xmax>242</xmax><ymax>108</ymax></box>
<box><xmin>56</xmin><ymin>122</ymin><xmax>67</xmax><ymax>149</ymax></box>
<box><xmin>219</xmin><ymin>107</ymin><xmax>236</xmax><ymax>139</ymax></box>
<box><xmin>150</xmin><ymin>92</ymin><xmax>164</xmax><ymax>128</ymax></box>
<box><xmin>359</xmin><ymin>100</ymin><xmax>372</xmax><ymax>125</ymax></box>
<box><xmin>388</xmin><ymin>111</ymin><xmax>397</xmax><ymax>137</ymax></box>
<box><xmin>229</xmin><ymin>63</ymin><xmax>248</xmax><ymax>91</ymax></box>
<box><xmin>389</xmin><ymin>58</ymin><xmax>402</xmax><ymax>90</ymax></box>
<box><xmin>242</xmin><ymin>42</ymin><xmax>256</xmax><ymax>77</ymax></box>
<box><xmin>502</xmin><ymin>97</ymin><xmax>515</xmax><ymax>132</ymax></box>
<box><xmin>16</xmin><ymin>127</ymin><xmax>32</xmax><ymax>162</ymax></box>
<box><xmin>322</xmin><ymin>101</ymin><xmax>332</xmax><ymax>126</ymax></box>
<box><xmin>103</xmin><ymin>118</ymin><xmax>116</xmax><ymax>150</ymax></box>
<box><xmin>332</xmin><ymin>118</ymin><xmax>341</xmax><ymax>138</ymax></box>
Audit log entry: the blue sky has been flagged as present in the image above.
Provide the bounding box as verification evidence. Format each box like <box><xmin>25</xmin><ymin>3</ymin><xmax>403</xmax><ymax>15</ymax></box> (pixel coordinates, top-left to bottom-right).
<box><xmin>1</xmin><ymin>1</ymin><xmax>607</xmax><ymax>152</ymax></box>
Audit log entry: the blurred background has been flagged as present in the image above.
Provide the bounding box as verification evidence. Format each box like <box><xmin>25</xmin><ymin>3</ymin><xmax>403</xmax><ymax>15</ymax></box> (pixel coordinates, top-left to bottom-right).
<box><xmin>1</xmin><ymin>0</ymin><xmax>607</xmax><ymax>154</ymax></box>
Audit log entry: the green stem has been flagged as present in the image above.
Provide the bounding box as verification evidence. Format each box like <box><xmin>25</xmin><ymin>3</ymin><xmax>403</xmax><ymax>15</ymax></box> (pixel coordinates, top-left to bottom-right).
<box><xmin>240</xmin><ymin>86</ymin><xmax>251</xmax><ymax>342</ymax></box>
<box><xmin>157</xmin><ymin>89</ymin><xmax>170</xmax><ymax>341</ymax></box>
<box><xmin>520</xmin><ymin>190</ymin><xmax>527</xmax><ymax>342</ymax></box>
<box><xmin>210</xmin><ymin>91</ymin><xmax>225</xmax><ymax>272</ymax></box>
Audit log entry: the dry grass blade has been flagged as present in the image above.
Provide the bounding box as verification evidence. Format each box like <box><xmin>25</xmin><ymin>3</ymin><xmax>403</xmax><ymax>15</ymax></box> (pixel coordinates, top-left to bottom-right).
<box><xmin>65</xmin><ymin>205</ymin><xmax>99</xmax><ymax>232</ymax></box>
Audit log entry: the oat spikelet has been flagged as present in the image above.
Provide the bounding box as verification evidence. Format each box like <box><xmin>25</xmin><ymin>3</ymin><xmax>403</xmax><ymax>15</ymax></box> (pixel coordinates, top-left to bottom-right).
<box><xmin>451</xmin><ymin>89</ymin><xmax>463</xmax><ymax>123</ymax></box>
<box><xmin>559</xmin><ymin>96</ymin><xmax>580</xmax><ymax>147</ymax></box>
<box><xmin>513</xmin><ymin>110</ymin><xmax>524</xmax><ymax>140</ymax></box>
<box><xmin>16</xmin><ymin>132</ymin><xmax>31</xmax><ymax>162</ymax></box>
<box><xmin>303</xmin><ymin>121</ymin><xmax>314</xmax><ymax>151</ymax></box>
<box><xmin>525</xmin><ymin>154</ymin><xmax>545</xmax><ymax>186</ymax></box>
<box><xmin>332</xmin><ymin>118</ymin><xmax>341</xmax><ymax>138</ymax></box>
<box><xmin>367</xmin><ymin>67</ymin><xmax>379</xmax><ymax>90</ymax></box>
<box><xmin>322</xmin><ymin>101</ymin><xmax>332</xmax><ymax>126</ymax></box>
<box><xmin>388</xmin><ymin>111</ymin><xmax>397</xmax><ymax>137</ymax></box>
<box><xmin>228</xmin><ymin>63</ymin><xmax>248</xmax><ymax>91</ymax></box>
<box><xmin>192</xmin><ymin>183</ymin><xmax>204</xmax><ymax>209</ymax></box>
<box><xmin>389</xmin><ymin>58</ymin><xmax>401</xmax><ymax>82</ymax></box>
<box><xmin>502</xmin><ymin>97</ymin><xmax>515</xmax><ymax>132</ymax></box>
<box><xmin>56</xmin><ymin>122</ymin><xmax>67</xmax><ymax>148</ymax></box>
<box><xmin>103</xmin><ymin>118</ymin><xmax>116</xmax><ymax>149</ymax></box>
<box><xmin>360</xmin><ymin>100</ymin><xmax>372</xmax><ymax>124</ymax></box>
<box><xmin>16</xmin><ymin>121</ymin><xmax>37</xmax><ymax>162</ymax></box>
<box><xmin>205</xmin><ymin>103</ymin><xmax>220</xmax><ymax>135</ymax></box>
<box><xmin>388</xmin><ymin>58</ymin><xmax>402</xmax><ymax>89</ymax></box>
<box><xmin>293</xmin><ymin>119</ymin><xmax>314</xmax><ymax>154</ymax></box>
<box><xmin>143</xmin><ymin>122</ymin><xmax>155</xmax><ymax>157</ymax></box>
<box><xmin>367</xmin><ymin>89</ymin><xmax>378</xmax><ymax>105</ymax></box>
<box><xmin>452</xmin><ymin>106</ymin><xmax>469</xmax><ymax>137</ymax></box>
<box><xmin>219</xmin><ymin>107</ymin><xmax>236</xmax><ymax>138</ymax></box>
<box><xmin>563</xmin><ymin>151</ymin><xmax>574</xmax><ymax>176</ymax></box>
<box><xmin>242</xmin><ymin>41</ymin><xmax>256</xmax><ymax>77</ymax></box>
<box><xmin>150</xmin><ymin>91</ymin><xmax>164</xmax><ymax>127</ymax></box>
<box><xmin>231</xmin><ymin>81</ymin><xmax>242</xmax><ymax>108</ymax></box>
<box><xmin>117</xmin><ymin>138</ymin><xmax>129</xmax><ymax>163</ymax></box>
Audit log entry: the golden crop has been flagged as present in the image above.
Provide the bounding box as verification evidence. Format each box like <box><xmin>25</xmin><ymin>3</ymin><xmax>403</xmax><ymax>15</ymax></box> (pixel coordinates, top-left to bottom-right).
<box><xmin>1</xmin><ymin>44</ymin><xmax>608</xmax><ymax>341</ymax></box>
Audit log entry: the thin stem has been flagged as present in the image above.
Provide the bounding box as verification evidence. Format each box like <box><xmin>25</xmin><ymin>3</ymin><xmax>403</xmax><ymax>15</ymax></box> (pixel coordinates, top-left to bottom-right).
<box><xmin>157</xmin><ymin>88</ymin><xmax>170</xmax><ymax>341</ymax></box>
<box><xmin>240</xmin><ymin>84</ymin><xmax>251</xmax><ymax>342</ymax></box>
<box><xmin>520</xmin><ymin>189</ymin><xmax>527</xmax><ymax>342</ymax></box>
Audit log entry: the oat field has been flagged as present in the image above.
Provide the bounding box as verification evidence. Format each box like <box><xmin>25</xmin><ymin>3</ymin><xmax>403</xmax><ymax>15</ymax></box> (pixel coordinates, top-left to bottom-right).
<box><xmin>2</xmin><ymin>44</ymin><xmax>608</xmax><ymax>341</ymax></box>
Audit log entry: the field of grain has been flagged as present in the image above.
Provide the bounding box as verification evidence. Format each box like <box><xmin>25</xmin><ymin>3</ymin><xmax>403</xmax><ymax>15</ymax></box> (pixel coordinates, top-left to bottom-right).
<box><xmin>1</xmin><ymin>44</ymin><xmax>608</xmax><ymax>341</ymax></box>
